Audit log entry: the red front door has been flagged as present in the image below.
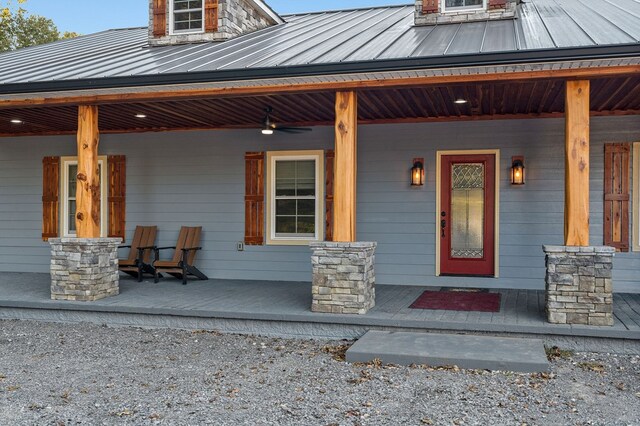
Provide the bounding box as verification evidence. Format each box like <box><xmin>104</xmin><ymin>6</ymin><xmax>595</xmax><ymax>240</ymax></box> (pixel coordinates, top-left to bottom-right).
<box><xmin>440</xmin><ymin>154</ymin><xmax>496</xmax><ymax>276</ymax></box>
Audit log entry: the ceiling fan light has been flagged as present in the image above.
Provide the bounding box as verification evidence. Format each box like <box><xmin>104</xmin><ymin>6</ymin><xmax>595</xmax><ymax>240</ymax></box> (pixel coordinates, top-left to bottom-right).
<box><xmin>454</xmin><ymin>98</ymin><xmax>468</xmax><ymax>104</ymax></box>
<box><xmin>261</xmin><ymin>128</ymin><xmax>274</xmax><ymax>135</ymax></box>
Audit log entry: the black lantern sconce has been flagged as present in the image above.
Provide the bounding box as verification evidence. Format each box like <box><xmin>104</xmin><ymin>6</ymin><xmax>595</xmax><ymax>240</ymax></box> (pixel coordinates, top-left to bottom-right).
<box><xmin>411</xmin><ymin>158</ymin><xmax>425</xmax><ymax>186</ymax></box>
<box><xmin>511</xmin><ymin>156</ymin><xmax>525</xmax><ymax>185</ymax></box>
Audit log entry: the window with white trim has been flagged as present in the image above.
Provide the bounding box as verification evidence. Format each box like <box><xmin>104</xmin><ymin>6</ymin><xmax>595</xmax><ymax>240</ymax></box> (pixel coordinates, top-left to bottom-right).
<box><xmin>443</xmin><ymin>0</ymin><xmax>486</xmax><ymax>12</ymax></box>
<box><xmin>266</xmin><ymin>151</ymin><xmax>324</xmax><ymax>245</ymax></box>
<box><xmin>61</xmin><ymin>157</ymin><xmax>107</xmax><ymax>237</ymax></box>
<box><xmin>633</xmin><ymin>143</ymin><xmax>640</xmax><ymax>251</ymax></box>
<box><xmin>171</xmin><ymin>0</ymin><xmax>204</xmax><ymax>34</ymax></box>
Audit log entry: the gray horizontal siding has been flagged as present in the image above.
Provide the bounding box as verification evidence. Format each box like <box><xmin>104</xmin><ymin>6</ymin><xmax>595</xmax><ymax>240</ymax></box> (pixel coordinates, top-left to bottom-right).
<box><xmin>0</xmin><ymin>116</ymin><xmax>639</xmax><ymax>292</ymax></box>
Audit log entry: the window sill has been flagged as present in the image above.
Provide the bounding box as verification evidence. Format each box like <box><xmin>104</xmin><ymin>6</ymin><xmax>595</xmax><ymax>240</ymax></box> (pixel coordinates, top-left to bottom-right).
<box><xmin>169</xmin><ymin>29</ymin><xmax>205</xmax><ymax>36</ymax></box>
<box><xmin>267</xmin><ymin>238</ymin><xmax>321</xmax><ymax>246</ymax></box>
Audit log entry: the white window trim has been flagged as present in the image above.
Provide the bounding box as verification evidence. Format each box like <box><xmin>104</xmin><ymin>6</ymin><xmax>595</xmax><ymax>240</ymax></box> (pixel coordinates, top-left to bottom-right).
<box><xmin>61</xmin><ymin>156</ymin><xmax>108</xmax><ymax>238</ymax></box>
<box><xmin>632</xmin><ymin>143</ymin><xmax>640</xmax><ymax>251</ymax></box>
<box><xmin>266</xmin><ymin>150</ymin><xmax>325</xmax><ymax>246</ymax></box>
<box><xmin>442</xmin><ymin>0</ymin><xmax>487</xmax><ymax>13</ymax></box>
<box><xmin>169</xmin><ymin>0</ymin><xmax>205</xmax><ymax>36</ymax></box>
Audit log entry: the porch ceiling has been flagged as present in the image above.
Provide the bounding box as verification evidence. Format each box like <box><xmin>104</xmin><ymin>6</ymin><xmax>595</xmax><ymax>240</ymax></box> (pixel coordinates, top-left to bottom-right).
<box><xmin>0</xmin><ymin>76</ymin><xmax>638</xmax><ymax>136</ymax></box>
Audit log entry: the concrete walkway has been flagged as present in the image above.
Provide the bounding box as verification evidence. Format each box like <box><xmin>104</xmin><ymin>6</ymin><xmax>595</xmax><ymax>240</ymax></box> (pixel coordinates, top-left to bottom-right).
<box><xmin>0</xmin><ymin>273</ymin><xmax>638</xmax><ymax>347</ymax></box>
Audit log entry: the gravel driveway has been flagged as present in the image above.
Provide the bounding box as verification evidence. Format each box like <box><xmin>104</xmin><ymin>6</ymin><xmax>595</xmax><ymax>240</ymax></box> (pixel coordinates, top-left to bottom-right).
<box><xmin>0</xmin><ymin>320</ymin><xmax>639</xmax><ymax>425</ymax></box>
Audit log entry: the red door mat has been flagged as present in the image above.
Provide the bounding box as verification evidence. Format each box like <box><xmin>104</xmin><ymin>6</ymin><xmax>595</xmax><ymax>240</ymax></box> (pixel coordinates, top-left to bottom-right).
<box><xmin>409</xmin><ymin>290</ymin><xmax>501</xmax><ymax>313</ymax></box>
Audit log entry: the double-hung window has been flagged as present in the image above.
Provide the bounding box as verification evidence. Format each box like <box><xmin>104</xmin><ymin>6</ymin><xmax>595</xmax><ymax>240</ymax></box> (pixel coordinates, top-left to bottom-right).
<box><xmin>442</xmin><ymin>0</ymin><xmax>486</xmax><ymax>12</ymax></box>
<box><xmin>171</xmin><ymin>0</ymin><xmax>204</xmax><ymax>34</ymax></box>
<box><xmin>61</xmin><ymin>156</ymin><xmax>107</xmax><ymax>237</ymax></box>
<box><xmin>266</xmin><ymin>151</ymin><xmax>324</xmax><ymax>245</ymax></box>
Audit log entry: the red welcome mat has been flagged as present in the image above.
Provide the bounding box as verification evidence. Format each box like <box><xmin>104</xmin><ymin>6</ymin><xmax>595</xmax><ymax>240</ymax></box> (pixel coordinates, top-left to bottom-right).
<box><xmin>409</xmin><ymin>290</ymin><xmax>501</xmax><ymax>313</ymax></box>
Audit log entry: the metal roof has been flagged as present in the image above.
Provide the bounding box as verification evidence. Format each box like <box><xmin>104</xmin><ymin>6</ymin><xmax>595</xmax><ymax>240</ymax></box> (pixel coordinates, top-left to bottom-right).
<box><xmin>0</xmin><ymin>0</ymin><xmax>638</xmax><ymax>93</ymax></box>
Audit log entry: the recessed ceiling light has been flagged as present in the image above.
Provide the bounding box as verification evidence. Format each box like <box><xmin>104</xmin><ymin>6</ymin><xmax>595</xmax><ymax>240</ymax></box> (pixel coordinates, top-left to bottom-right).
<box><xmin>10</xmin><ymin>119</ymin><xmax>23</xmax><ymax>124</ymax></box>
<box><xmin>454</xmin><ymin>99</ymin><xmax>468</xmax><ymax>104</ymax></box>
<box><xmin>135</xmin><ymin>114</ymin><xmax>147</xmax><ymax>118</ymax></box>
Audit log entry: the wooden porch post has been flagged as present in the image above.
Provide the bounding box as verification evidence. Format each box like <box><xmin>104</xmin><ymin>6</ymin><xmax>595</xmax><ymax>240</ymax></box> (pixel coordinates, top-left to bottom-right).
<box><xmin>564</xmin><ymin>80</ymin><xmax>590</xmax><ymax>246</ymax></box>
<box><xmin>333</xmin><ymin>91</ymin><xmax>358</xmax><ymax>242</ymax></box>
<box><xmin>76</xmin><ymin>105</ymin><xmax>101</xmax><ymax>238</ymax></box>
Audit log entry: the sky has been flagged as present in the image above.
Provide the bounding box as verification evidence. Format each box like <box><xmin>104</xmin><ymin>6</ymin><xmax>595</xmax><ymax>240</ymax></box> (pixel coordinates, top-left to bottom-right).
<box><xmin>25</xmin><ymin>0</ymin><xmax>409</xmax><ymax>34</ymax></box>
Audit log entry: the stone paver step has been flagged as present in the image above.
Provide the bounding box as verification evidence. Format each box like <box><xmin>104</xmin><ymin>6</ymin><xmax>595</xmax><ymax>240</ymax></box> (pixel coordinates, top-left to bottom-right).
<box><xmin>346</xmin><ymin>331</ymin><xmax>550</xmax><ymax>373</ymax></box>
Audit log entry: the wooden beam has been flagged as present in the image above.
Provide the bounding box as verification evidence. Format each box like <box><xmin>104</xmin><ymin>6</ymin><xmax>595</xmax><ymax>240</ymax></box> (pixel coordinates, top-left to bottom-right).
<box><xmin>565</xmin><ymin>80</ymin><xmax>590</xmax><ymax>246</ymax></box>
<box><xmin>1</xmin><ymin>108</ymin><xmax>639</xmax><ymax>139</ymax></box>
<box><xmin>333</xmin><ymin>91</ymin><xmax>358</xmax><ymax>242</ymax></box>
<box><xmin>76</xmin><ymin>105</ymin><xmax>101</xmax><ymax>238</ymax></box>
<box><xmin>0</xmin><ymin>65</ymin><xmax>638</xmax><ymax>109</ymax></box>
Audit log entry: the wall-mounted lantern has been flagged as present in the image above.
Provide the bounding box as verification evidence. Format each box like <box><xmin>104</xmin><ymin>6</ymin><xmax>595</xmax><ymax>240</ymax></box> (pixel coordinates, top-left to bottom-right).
<box><xmin>411</xmin><ymin>158</ymin><xmax>425</xmax><ymax>186</ymax></box>
<box><xmin>511</xmin><ymin>156</ymin><xmax>525</xmax><ymax>185</ymax></box>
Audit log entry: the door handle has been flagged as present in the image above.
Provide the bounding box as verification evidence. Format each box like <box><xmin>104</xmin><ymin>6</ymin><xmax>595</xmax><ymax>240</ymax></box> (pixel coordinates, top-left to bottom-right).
<box><xmin>440</xmin><ymin>211</ymin><xmax>447</xmax><ymax>238</ymax></box>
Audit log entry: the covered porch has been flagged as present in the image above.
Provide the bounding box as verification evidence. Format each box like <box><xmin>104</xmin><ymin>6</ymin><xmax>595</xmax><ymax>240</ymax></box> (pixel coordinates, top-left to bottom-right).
<box><xmin>0</xmin><ymin>273</ymin><xmax>638</xmax><ymax>352</ymax></box>
<box><xmin>0</xmin><ymin>58</ymin><xmax>639</xmax><ymax>321</ymax></box>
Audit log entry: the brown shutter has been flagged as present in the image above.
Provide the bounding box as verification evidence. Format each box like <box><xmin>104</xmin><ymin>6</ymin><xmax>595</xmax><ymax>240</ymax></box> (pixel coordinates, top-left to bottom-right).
<box><xmin>42</xmin><ymin>156</ymin><xmax>60</xmax><ymax>241</ymax></box>
<box><xmin>153</xmin><ymin>0</ymin><xmax>167</xmax><ymax>37</ymax></box>
<box><xmin>422</xmin><ymin>0</ymin><xmax>439</xmax><ymax>13</ymax></box>
<box><xmin>488</xmin><ymin>0</ymin><xmax>507</xmax><ymax>7</ymax></box>
<box><xmin>204</xmin><ymin>0</ymin><xmax>219</xmax><ymax>33</ymax></box>
<box><xmin>245</xmin><ymin>152</ymin><xmax>265</xmax><ymax>245</ymax></box>
<box><xmin>604</xmin><ymin>143</ymin><xmax>630</xmax><ymax>251</ymax></box>
<box><xmin>107</xmin><ymin>155</ymin><xmax>126</xmax><ymax>241</ymax></box>
<box><xmin>325</xmin><ymin>150</ymin><xmax>335</xmax><ymax>242</ymax></box>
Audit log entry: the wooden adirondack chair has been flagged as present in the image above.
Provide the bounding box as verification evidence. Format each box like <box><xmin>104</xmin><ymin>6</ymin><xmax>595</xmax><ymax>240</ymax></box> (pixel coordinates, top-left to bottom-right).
<box><xmin>153</xmin><ymin>226</ymin><xmax>208</xmax><ymax>285</ymax></box>
<box><xmin>118</xmin><ymin>226</ymin><xmax>158</xmax><ymax>282</ymax></box>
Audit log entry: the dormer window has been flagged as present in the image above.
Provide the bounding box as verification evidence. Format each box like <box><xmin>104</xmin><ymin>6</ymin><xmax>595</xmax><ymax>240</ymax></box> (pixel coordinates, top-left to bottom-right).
<box><xmin>170</xmin><ymin>0</ymin><xmax>204</xmax><ymax>34</ymax></box>
<box><xmin>442</xmin><ymin>0</ymin><xmax>486</xmax><ymax>12</ymax></box>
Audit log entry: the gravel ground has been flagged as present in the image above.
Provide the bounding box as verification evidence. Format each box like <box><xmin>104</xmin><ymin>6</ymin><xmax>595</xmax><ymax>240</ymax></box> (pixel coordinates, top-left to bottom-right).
<box><xmin>0</xmin><ymin>320</ymin><xmax>639</xmax><ymax>425</ymax></box>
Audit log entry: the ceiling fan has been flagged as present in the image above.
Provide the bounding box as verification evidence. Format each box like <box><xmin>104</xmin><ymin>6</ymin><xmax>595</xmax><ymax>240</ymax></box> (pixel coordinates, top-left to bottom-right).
<box><xmin>261</xmin><ymin>107</ymin><xmax>312</xmax><ymax>135</ymax></box>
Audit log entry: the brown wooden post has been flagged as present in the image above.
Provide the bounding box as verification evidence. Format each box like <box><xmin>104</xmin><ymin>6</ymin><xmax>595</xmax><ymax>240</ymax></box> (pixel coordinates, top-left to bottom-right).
<box><xmin>333</xmin><ymin>91</ymin><xmax>358</xmax><ymax>242</ymax></box>
<box><xmin>564</xmin><ymin>80</ymin><xmax>590</xmax><ymax>246</ymax></box>
<box><xmin>76</xmin><ymin>105</ymin><xmax>101</xmax><ymax>238</ymax></box>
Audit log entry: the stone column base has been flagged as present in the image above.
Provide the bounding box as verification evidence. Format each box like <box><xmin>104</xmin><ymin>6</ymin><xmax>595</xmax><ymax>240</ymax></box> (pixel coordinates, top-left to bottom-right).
<box><xmin>310</xmin><ymin>242</ymin><xmax>376</xmax><ymax>315</ymax></box>
<box><xmin>50</xmin><ymin>238</ymin><xmax>122</xmax><ymax>301</ymax></box>
<box><xmin>543</xmin><ymin>245</ymin><xmax>614</xmax><ymax>326</ymax></box>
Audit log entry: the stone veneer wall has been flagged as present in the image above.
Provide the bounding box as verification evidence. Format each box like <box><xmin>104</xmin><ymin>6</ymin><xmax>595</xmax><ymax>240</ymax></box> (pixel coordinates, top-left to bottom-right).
<box><xmin>149</xmin><ymin>0</ymin><xmax>277</xmax><ymax>46</ymax></box>
<box><xmin>50</xmin><ymin>238</ymin><xmax>121</xmax><ymax>302</ymax></box>
<box><xmin>310</xmin><ymin>242</ymin><xmax>376</xmax><ymax>315</ymax></box>
<box><xmin>415</xmin><ymin>0</ymin><xmax>517</xmax><ymax>25</ymax></box>
<box><xmin>543</xmin><ymin>246</ymin><xmax>615</xmax><ymax>326</ymax></box>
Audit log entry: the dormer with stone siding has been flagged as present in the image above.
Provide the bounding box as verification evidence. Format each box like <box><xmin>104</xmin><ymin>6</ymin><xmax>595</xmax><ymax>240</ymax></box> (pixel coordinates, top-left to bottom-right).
<box><xmin>415</xmin><ymin>0</ymin><xmax>518</xmax><ymax>25</ymax></box>
<box><xmin>149</xmin><ymin>0</ymin><xmax>283</xmax><ymax>46</ymax></box>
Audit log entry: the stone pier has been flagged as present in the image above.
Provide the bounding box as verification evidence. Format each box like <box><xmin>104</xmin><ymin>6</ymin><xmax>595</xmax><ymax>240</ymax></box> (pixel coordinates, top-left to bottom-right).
<box><xmin>543</xmin><ymin>245</ymin><xmax>615</xmax><ymax>326</ymax></box>
<box><xmin>310</xmin><ymin>242</ymin><xmax>376</xmax><ymax>315</ymax></box>
<box><xmin>50</xmin><ymin>238</ymin><xmax>121</xmax><ymax>301</ymax></box>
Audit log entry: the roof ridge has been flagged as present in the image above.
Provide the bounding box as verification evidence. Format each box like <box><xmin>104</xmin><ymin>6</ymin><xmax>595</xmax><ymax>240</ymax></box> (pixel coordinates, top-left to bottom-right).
<box><xmin>281</xmin><ymin>3</ymin><xmax>412</xmax><ymax>18</ymax></box>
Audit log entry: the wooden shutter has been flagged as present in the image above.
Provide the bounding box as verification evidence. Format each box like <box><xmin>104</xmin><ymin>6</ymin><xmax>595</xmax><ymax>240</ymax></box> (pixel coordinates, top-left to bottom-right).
<box><xmin>422</xmin><ymin>0</ymin><xmax>439</xmax><ymax>12</ymax></box>
<box><xmin>325</xmin><ymin>150</ymin><xmax>335</xmax><ymax>242</ymax></box>
<box><xmin>245</xmin><ymin>152</ymin><xmax>265</xmax><ymax>245</ymax></box>
<box><xmin>489</xmin><ymin>0</ymin><xmax>507</xmax><ymax>7</ymax></box>
<box><xmin>107</xmin><ymin>155</ymin><xmax>126</xmax><ymax>241</ymax></box>
<box><xmin>604</xmin><ymin>143</ymin><xmax>630</xmax><ymax>251</ymax></box>
<box><xmin>42</xmin><ymin>156</ymin><xmax>60</xmax><ymax>241</ymax></box>
<box><xmin>153</xmin><ymin>0</ymin><xmax>167</xmax><ymax>37</ymax></box>
<box><xmin>204</xmin><ymin>0</ymin><xmax>219</xmax><ymax>33</ymax></box>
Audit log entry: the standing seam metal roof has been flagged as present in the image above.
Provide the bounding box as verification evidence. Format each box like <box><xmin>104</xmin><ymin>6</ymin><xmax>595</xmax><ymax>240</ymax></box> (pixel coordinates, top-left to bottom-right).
<box><xmin>0</xmin><ymin>0</ymin><xmax>638</xmax><ymax>88</ymax></box>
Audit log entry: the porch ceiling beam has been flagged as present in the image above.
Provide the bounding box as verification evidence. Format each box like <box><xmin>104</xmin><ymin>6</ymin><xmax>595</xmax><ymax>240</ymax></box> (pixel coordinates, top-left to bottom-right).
<box><xmin>1</xmin><ymin>109</ymin><xmax>638</xmax><ymax>139</ymax></box>
<box><xmin>0</xmin><ymin>64</ymin><xmax>638</xmax><ymax>109</ymax></box>
<box><xmin>565</xmin><ymin>80</ymin><xmax>590</xmax><ymax>247</ymax></box>
<box><xmin>333</xmin><ymin>91</ymin><xmax>358</xmax><ymax>243</ymax></box>
<box><xmin>76</xmin><ymin>105</ymin><xmax>101</xmax><ymax>238</ymax></box>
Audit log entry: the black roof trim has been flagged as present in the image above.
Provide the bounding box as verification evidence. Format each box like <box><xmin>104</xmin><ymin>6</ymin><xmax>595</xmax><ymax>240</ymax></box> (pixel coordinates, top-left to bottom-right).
<box><xmin>1</xmin><ymin>43</ymin><xmax>638</xmax><ymax>96</ymax></box>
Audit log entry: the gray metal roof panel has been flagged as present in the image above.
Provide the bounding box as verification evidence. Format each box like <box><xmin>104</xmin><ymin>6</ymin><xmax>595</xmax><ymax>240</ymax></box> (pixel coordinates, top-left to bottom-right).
<box><xmin>0</xmin><ymin>0</ymin><xmax>637</xmax><ymax>88</ymax></box>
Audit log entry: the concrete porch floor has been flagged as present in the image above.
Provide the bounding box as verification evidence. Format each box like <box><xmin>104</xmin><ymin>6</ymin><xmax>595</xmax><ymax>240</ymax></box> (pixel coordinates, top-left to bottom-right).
<box><xmin>0</xmin><ymin>273</ymin><xmax>638</xmax><ymax>352</ymax></box>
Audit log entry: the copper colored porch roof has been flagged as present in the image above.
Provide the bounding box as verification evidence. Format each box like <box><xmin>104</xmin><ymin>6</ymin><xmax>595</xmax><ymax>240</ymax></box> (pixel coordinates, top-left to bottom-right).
<box><xmin>0</xmin><ymin>0</ymin><xmax>638</xmax><ymax>93</ymax></box>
